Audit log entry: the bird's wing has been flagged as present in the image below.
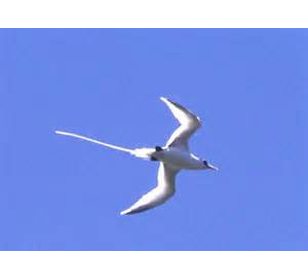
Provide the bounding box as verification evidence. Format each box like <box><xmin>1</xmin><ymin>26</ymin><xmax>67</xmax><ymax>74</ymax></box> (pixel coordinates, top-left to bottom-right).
<box><xmin>120</xmin><ymin>163</ymin><xmax>179</xmax><ymax>215</ymax></box>
<box><xmin>160</xmin><ymin>97</ymin><xmax>201</xmax><ymax>151</ymax></box>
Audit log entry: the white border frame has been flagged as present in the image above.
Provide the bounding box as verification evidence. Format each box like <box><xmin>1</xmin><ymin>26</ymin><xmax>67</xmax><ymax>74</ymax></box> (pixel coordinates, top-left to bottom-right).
<box><xmin>0</xmin><ymin>0</ymin><xmax>307</xmax><ymax>27</ymax></box>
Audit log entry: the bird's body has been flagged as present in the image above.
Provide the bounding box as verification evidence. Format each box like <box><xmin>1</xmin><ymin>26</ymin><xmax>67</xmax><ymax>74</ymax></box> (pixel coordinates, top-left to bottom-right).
<box><xmin>152</xmin><ymin>147</ymin><xmax>207</xmax><ymax>170</ymax></box>
<box><xmin>56</xmin><ymin>97</ymin><xmax>217</xmax><ymax>215</ymax></box>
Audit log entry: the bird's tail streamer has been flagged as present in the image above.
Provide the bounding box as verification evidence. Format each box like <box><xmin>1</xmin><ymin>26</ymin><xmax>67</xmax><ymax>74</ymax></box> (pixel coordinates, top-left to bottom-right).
<box><xmin>55</xmin><ymin>130</ymin><xmax>155</xmax><ymax>159</ymax></box>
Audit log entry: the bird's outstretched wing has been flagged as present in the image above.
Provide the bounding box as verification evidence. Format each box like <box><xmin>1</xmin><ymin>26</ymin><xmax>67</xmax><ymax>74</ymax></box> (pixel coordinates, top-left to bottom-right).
<box><xmin>160</xmin><ymin>97</ymin><xmax>201</xmax><ymax>151</ymax></box>
<box><xmin>120</xmin><ymin>163</ymin><xmax>179</xmax><ymax>215</ymax></box>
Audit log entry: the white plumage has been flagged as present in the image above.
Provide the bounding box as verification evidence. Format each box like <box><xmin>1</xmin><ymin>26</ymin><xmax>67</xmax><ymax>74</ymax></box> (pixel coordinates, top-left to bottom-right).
<box><xmin>56</xmin><ymin>97</ymin><xmax>217</xmax><ymax>215</ymax></box>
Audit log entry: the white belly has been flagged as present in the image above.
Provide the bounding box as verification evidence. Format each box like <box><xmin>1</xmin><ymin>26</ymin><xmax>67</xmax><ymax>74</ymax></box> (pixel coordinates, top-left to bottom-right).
<box><xmin>153</xmin><ymin>147</ymin><xmax>204</xmax><ymax>170</ymax></box>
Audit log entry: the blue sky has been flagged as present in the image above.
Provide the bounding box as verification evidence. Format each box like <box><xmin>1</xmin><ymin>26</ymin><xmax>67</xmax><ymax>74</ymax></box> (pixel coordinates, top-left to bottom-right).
<box><xmin>1</xmin><ymin>29</ymin><xmax>307</xmax><ymax>250</ymax></box>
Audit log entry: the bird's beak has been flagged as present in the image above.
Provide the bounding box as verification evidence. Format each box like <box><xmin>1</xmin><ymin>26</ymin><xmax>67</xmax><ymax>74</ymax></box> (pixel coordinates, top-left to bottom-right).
<box><xmin>208</xmin><ymin>164</ymin><xmax>219</xmax><ymax>171</ymax></box>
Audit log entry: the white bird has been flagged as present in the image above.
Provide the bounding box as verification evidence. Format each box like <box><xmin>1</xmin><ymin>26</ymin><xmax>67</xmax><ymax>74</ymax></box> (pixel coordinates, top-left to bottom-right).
<box><xmin>55</xmin><ymin>97</ymin><xmax>218</xmax><ymax>215</ymax></box>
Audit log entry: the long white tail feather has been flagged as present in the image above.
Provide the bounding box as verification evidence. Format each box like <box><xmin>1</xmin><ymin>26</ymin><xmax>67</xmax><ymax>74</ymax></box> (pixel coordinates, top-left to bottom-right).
<box><xmin>55</xmin><ymin>130</ymin><xmax>155</xmax><ymax>159</ymax></box>
<box><xmin>55</xmin><ymin>130</ymin><xmax>134</xmax><ymax>153</ymax></box>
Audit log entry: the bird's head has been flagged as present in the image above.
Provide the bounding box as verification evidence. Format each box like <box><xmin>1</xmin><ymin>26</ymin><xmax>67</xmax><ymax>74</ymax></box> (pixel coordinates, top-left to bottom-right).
<box><xmin>203</xmin><ymin>160</ymin><xmax>218</xmax><ymax>171</ymax></box>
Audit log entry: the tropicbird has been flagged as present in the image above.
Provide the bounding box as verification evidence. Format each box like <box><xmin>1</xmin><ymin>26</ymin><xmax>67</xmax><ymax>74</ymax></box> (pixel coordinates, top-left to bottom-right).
<box><xmin>56</xmin><ymin>97</ymin><xmax>218</xmax><ymax>215</ymax></box>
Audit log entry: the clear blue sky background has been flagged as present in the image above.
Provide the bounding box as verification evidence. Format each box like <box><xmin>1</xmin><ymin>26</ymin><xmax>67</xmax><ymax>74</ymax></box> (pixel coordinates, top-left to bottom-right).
<box><xmin>1</xmin><ymin>29</ymin><xmax>307</xmax><ymax>250</ymax></box>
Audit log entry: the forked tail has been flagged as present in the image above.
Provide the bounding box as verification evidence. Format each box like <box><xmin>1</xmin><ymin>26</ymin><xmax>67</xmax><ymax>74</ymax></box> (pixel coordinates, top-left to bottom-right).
<box><xmin>55</xmin><ymin>130</ymin><xmax>155</xmax><ymax>160</ymax></box>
